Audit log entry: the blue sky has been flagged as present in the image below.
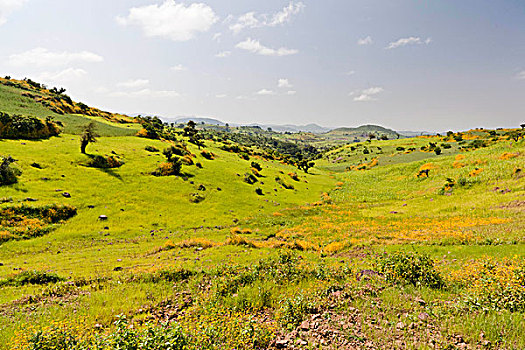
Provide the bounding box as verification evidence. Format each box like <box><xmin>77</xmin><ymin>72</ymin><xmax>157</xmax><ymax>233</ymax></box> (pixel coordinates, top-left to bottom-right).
<box><xmin>0</xmin><ymin>0</ymin><xmax>524</xmax><ymax>131</ymax></box>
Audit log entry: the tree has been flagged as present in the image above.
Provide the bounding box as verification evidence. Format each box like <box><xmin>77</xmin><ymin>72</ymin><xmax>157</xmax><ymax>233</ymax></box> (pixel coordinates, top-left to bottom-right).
<box><xmin>298</xmin><ymin>160</ymin><xmax>315</xmax><ymax>173</ymax></box>
<box><xmin>521</xmin><ymin>123</ymin><xmax>525</xmax><ymax>130</ymax></box>
<box><xmin>0</xmin><ymin>156</ymin><xmax>20</xmax><ymax>185</ymax></box>
<box><xmin>80</xmin><ymin>122</ymin><xmax>98</xmax><ymax>154</ymax></box>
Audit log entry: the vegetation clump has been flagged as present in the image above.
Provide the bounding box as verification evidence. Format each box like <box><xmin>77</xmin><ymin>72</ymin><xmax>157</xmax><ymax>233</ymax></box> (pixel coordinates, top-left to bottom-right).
<box><xmin>0</xmin><ymin>270</ymin><xmax>65</xmax><ymax>287</ymax></box>
<box><xmin>84</xmin><ymin>155</ymin><xmax>123</xmax><ymax>169</ymax></box>
<box><xmin>0</xmin><ymin>204</ymin><xmax>77</xmax><ymax>242</ymax></box>
<box><xmin>378</xmin><ymin>251</ymin><xmax>445</xmax><ymax>289</ymax></box>
<box><xmin>0</xmin><ymin>155</ymin><xmax>20</xmax><ymax>185</ymax></box>
<box><xmin>0</xmin><ymin>112</ymin><xmax>60</xmax><ymax>139</ymax></box>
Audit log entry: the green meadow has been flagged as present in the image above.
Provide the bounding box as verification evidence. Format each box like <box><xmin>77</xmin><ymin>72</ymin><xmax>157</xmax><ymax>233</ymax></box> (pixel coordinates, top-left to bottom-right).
<box><xmin>0</xmin><ymin>79</ymin><xmax>524</xmax><ymax>349</ymax></box>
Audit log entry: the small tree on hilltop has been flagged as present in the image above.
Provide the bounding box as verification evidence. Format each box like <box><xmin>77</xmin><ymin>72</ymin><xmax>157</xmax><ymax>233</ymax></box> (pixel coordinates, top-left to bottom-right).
<box><xmin>80</xmin><ymin>122</ymin><xmax>98</xmax><ymax>154</ymax></box>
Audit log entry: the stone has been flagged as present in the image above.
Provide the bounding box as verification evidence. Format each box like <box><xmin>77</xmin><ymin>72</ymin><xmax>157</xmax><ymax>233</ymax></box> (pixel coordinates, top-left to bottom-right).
<box><xmin>98</xmin><ymin>215</ymin><xmax>108</xmax><ymax>221</ymax></box>
<box><xmin>275</xmin><ymin>339</ymin><xmax>288</xmax><ymax>349</ymax></box>
<box><xmin>113</xmin><ymin>266</ymin><xmax>123</xmax><ymax>271</ymax></box>
<box><xmin>300</xmin><ymin>320</ymin><xmax>310</xmax><ymax>330</ymax></box>
<box><xmin>62</xmin><ymin>192</ymin><xmax>71</xmax><ymax>198</ymax></box>
<box><xmin>418</xmin><ymin>312</ymin><xmax>429</xmax><ymax>322</ymax></box>
<box><xmin>396</xmin><ymin>322</ymin><xmax>405</xmax><ymax>330</ymax></box>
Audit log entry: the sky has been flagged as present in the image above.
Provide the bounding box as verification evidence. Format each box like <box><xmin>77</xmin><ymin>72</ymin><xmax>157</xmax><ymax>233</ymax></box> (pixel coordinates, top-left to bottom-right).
<box><xmin>0</xmin><ymin>0</ymin><xmax>524</xmax><ymax>132</ymax></box>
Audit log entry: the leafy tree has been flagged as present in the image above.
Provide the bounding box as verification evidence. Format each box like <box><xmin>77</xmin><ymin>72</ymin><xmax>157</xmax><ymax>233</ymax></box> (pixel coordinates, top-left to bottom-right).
<box><xmin>80</xmin><ymin>122</ymin><xmax>98</xmax><ymax>154</ymax></box>
<box><xmin>0</xmin><ymin>156</ymin><xmax>20</xmax><ymax>185</ymax></box>
<box><xmin>298</xmin><ymin>160</ymin><xmax>315</xmax><ymax>173</ymax></box>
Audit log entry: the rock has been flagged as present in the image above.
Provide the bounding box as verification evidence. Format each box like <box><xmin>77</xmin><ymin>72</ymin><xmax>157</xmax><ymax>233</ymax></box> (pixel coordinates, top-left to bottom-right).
<box><xmin>98</xmin><ymin>215</ymin><xmax>108</xmax><ymax>221</ymax></box>
<box><xmin>113</xmin><ymin>266</ymin><xmax>123</xmax><ymax>271</ymax></box>
<box><xmin>415</xmin><ymin>297</ymin><xmax>426</xmax><ymax>306</ymax></box>
<box><xmin>396</xmin><ymin>322</ymin><xmax>405</xmax><ymax>330</ymax></box>
<box><xmin>275</xmin><ymin>339</ymin><xmax>288</xmax><ymax>349</ymax></box>
<box><xmin>24</xmin><ymin>197</ymin><xmax>37</xmax><ymax>202</ymax></box>
<box><xmin>88</xmin><ymin>205</ymin><xmax>95</xmax><ymax>209</ymax></box>
<box><xmin>418</xmin><ymin>312</ymin><xmax>429</xmax><ymax>322</ymax></box>
<box><xmin>198</xmin><ymin>184</ymin><xmax>206</xmax><ymax>191</ymax></box>
<box><xmin>300</xmin><ymin>320</ymin><xmax>310</xmax><ymax>330</ymax></box>
<box><xmin>0</xmin><ymin>262</ymin><xmax>3</xmax><ymax>266</ymax></box>
<box><xmin>217</xmin><ymin>187</ymin><xmax>222</xmax><ymax>191</ymax></box>
<box><xmin>62</xmin><ymin>192</ymin><xmax>71</xmax><ymax>198</ymax></box>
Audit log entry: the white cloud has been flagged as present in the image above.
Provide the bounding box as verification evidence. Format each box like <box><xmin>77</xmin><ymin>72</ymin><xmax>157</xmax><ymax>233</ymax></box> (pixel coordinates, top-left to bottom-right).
<box><xmin>212</xmin><ymin>32</ymin><xmax>222</xmax><ymax>42</ymax></box>
<box><xmin>357</xmin><ymin>36</ymin><xmax>372</xmax><ymax>45</ymax></box>
<box><xmin>215</xmin><ymin>94</ymin><xmax>227</xmax><ymax>98</ymax></box>
<box><xmin>351</xmin><ymin>86</ymin><xmax>384</xmax><ymax>102</ymax></box>
<box><xmin>35</xmin><ymin>68</ymin><xmax>88</xmax><ymax>85</ymax></box>
<box><xmin>345</xmin><ymin>70</ymin><xmax>356</xmax><ymax>76</ymax></box>
<box><xmin>116</xmin><ymin>79</ymin><xmax>149</xmax><ymax>88</ymax></box>
<box><xmin>170</xmin><ymin>64</ymin><xmax>187</xmax><ymax>71</ymax></box>
<box><xmin>0</xmin><ymin>0</ymin><xmax>26</xmax><ymax>26</ymax></box>
<box><xmin>8</xmin><ymin>48</ymin><xmax>103</xmax><ymax>67</ymax></box>
<box><xmin>116</xmin><ymin>0</ymin><xmax>218</xmax><ymax>41</ymax></box>
<box><xmin>278</xmin><ymin>78</ymin><xmax>292</xmax><ymax>88</ymax></box>
<box><xmin>386</xmin><ymin>36</ymin><xmax>431</xmax><ymax>49</ymax></box>
<box><xmin>286</xmin><ymin>90</ymin><xmax>297</xmax><ymax>95</ymax></box>
<box><xmin>236</xmin><ymin>38</ymin><xmax>298</xmax><ymax>56</ymax></box>
<box><xmin>229</xmin><ymin>1</ymin><xmax>305</xmax><ymax>34</ymax></box>
<box><xmin>215</xmin><ymin>51</ymin><xmax>231</xmax><ymax>58</ymax></box>
<box><xmin>111</xmin><ymin>88</ymin><xmax>180</xmax><ymax>98</ymax></box>
<box><xmin>515</xmin><ymin>70</ymin><xmax>525</xmax><ymax>80</ymax></box>
<box><xmin>256</xmin><ymin>88</ymin><xmax>275</xmax><ymax>95</ymax></box>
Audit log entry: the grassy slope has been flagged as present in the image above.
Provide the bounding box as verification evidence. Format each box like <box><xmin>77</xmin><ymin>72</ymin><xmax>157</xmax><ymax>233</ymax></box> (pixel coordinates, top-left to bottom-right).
<box><xmin>0</xmin><ymin>84</ymin><xmax>139</xmax><ymax>136</ymax></box>
<box><xmin>1</xmin><ymin>85</ymin><xmax>524</xmax><ymax>348</ymax></box>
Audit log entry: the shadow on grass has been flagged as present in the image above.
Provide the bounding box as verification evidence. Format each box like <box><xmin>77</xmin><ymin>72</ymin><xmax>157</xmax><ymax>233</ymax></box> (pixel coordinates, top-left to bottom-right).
<box><xmin>98</xmin><ymin>168</ymin><xmax>123</xmax><ymax>181</ymax></box>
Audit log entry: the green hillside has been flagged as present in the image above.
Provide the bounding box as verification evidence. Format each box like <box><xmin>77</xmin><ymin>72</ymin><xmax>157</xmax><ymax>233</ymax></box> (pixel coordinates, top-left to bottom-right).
<box><xmin>0</xmin><ymin>80</ymin><xmax>524</xmax><ymax>349</ymax></box>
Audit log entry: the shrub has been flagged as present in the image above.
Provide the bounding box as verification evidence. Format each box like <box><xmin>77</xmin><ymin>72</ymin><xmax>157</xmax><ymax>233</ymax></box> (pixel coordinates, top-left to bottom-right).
<box><xmin>278</xmin><ymin>294</ymin><xmax>317</xmax><ymax>328</ymax></box>
<box><xmin>251</xmin><ymin>161</ymin><xmax>262</xmax><ymax>171</ymax></box>
<box><xmin>189</xmin><ymin>193</ymin><xmax>205</xmax><ymax>203</ymax></box>
<box><xmin>244</xmin><ymin>173</ymin><xmax>258</xmax><ymax>185</ymax></box>
<box><xmin>0</xmin><ymin>270</ymin><xmax>65</xmax><ymax>287</ymax></box>
<box><xmin>0</xmin><ymin>156</ymin><xmax>21</xmax><ymax>185</ymax></box>
<box><xmin>181</xmin><ymin>155</ymin><xmax>194</xmax><ymax>165</ymax></box>
<box><xmin>434</xmin><ymin>147</ymin><xmax>442</xmax><ymax>155</ymax></box>
<box><xmin>200</xmin><ymin>150</ymin><xmax>215</xmax><ymax>160</ymax></box>
<box><xmin>144</xmin><ymin>145</ymin><xmax>159</xmax><ymax>152</ymax></box>
<box><xmin>255</xmin><ymin>188</ymin><xmax>263</xmax><ymax>195</ymax></box>
<box><xmin>85</xmin><ymin>155</ymin><xmax>123</xmax><ymax>169</ymax></box>
<box><xmin>288</xmin><ymin>172</ymin><xmax>300</xmax><ymax>181</ymax></box>
<box><xmin>275</xmin><ymin>176</ymin><xmax>294</xmax><ymax>190</ymax></box>
<box><xmin>152</xmin><ymin>161</ymin><xmax>182</xmax><ymax>176</ymax></box>
<box><xmin>377</xmin><ymin>251</ymin><xmax>445</xmax><ymax>289</ymax></box>
<box><xmin>0</xmin><ymin>112</ymin><xmax>60</xmax><ymax>139</ymax></box>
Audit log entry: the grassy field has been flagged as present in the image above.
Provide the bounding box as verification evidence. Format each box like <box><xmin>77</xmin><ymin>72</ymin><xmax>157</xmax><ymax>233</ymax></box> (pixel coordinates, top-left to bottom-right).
<box><xmin>0</xmin><ymin>86</ymin><xmax>524</xmax><ymax>349</ymax></box>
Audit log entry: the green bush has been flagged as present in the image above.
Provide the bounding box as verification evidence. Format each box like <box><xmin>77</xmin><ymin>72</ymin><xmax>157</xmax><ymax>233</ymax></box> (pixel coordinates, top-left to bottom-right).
<box><xmin>0</xmin><ymin>155</ymin><xmax>20</xmax><ymax>185</ymax></box>
<box><xmin>378</xmin><ymin>251</ymin><xmax>445</xmax><ymax>289</ymax></box>
<box><xmin>0</xmin><ymin>112</ymin><xmax>60</xmax><ymax>139</ymax></box>
<box><xmin>85</xmin><ymin>155</ymin><xmax>123</xmax><ymax>168</ymax></box>
<box><xmin>278</xmin><ymin>294</ymin><xmax>317</xmax><ymax>328</ymax></box>
<box><xmin>244</xmin><ymin>173</ymin><xmax>258</xmax><ymax>185</ymax></box>
<box><xmin>0</xmin><ymin>270</ymin><xmax>65</xmax><ymax>287</ymax></box>
<box><xmin>144</xmin><ymin>145</ymin><xmax>159</xmax><ymax>152</ymax></box>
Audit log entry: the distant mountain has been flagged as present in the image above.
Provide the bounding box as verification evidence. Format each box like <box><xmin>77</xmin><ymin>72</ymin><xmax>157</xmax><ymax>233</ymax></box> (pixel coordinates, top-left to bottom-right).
<box><xmin>326</xmin><ymin>124</ymin><xmax>400</xmax><ymax>138</ymax></box>
<box><xmin>173</xmin><ymin>117</ymin><xmax>225</xmax><ymax>126</ymax></box>
<box><xmin>247</xmin><ymin>123</ymin><xmax>331</xmax><ymax>133</ymax></box>
<box><xmin>398</xmin><ymin>130</ymin><xmax>435</xmax><ymax>137</ymax></box>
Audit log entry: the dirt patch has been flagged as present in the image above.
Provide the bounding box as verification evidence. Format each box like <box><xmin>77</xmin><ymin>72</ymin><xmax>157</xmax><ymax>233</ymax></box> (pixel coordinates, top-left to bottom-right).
<box><xmin>498</xmin><ymin>200</ymin><xmax>525</xmax><ymax>211</ymax></box>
